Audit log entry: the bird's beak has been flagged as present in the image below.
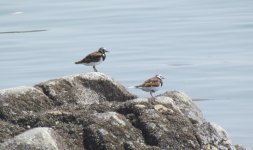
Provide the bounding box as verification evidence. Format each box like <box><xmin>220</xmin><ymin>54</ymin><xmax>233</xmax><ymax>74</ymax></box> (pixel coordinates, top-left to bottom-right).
<box><xmin>105</xmin><ymin>50</ymin><xmax>109</xmax><ymax>52</ymax></box>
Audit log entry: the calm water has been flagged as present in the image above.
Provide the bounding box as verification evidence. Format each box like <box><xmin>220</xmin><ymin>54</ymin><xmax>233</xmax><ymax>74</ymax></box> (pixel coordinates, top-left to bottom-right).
<box><xmin>0</xmin><ymin>0</ymin><xmax>253</xmax><ymax>148</ymax></box>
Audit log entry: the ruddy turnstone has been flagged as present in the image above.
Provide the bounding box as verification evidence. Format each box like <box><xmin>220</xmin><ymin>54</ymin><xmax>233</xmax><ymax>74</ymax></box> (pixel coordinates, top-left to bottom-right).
<box><xmin>135</xmin><ymin>74</ymin><xmax>165</xmax><ymax>97</ymax></box>
<box><xmin>75</xmin><ymin>47</ymin><xmax>109</xmax><ymax>72</ymax></box>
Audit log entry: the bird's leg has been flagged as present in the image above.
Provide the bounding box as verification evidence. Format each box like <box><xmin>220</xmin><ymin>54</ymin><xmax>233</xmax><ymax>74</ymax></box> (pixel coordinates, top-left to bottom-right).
<box><xmin>93</xmin><ymin>66</ymin><xmax>98</xmax><ymax>72</ymax></box>
<box><xmin>150</xmin><ymin>91</ymin><xmax>154</xmax><ymax>97</ymax></box>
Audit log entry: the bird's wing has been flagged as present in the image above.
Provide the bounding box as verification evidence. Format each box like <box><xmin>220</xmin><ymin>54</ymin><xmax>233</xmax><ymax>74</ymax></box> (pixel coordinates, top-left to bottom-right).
<box><xmin>137</xmin><ymin>77</ymin><xmax>160</xmax><ymax>87</ymax></box>
<box><xmin>78</xmin><ymin>51</ymin><xmax>102</xmax><ymax>63</ymax></box>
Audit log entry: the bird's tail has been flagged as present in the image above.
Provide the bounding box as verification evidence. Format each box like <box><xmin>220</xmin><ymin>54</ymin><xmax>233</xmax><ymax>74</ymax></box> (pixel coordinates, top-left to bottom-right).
<box><xmin>128</xmin><ymin>86</ymin><xmax>138</xmax><ymax>89</ymax></box>
<box><xmin>75</xmin><ymin>61</ymin><xmax>82</xmax><ymax>64</ymax></box>
<box><xmin>128</xmin><ymin>85</ymin><xmax>142</xmax><ymax>89</ymax></box>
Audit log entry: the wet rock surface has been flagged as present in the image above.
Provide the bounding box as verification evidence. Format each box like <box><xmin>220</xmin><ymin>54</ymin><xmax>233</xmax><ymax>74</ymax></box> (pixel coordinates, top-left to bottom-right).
<box><xmin>0</xmin><ymin>72</ymin><xmax>244</xmax><ymax>150</ymax></box>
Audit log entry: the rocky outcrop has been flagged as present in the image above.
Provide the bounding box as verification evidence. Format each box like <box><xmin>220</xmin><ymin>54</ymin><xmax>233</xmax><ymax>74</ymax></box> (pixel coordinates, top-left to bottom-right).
<box><xmin>0</xmin><ymin>72</ymin><xmax>244</xmax><ymax>150</ymax></box>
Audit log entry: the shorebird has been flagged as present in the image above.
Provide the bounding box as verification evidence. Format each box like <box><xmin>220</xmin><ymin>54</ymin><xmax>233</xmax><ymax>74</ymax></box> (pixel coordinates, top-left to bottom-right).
<box><xmin>75</xmin><ymin>47</ymin><xmax>109</xmax><ymax>72</ymax></box>
<box><xmin>135</xmin><ymin>74</ymin><xmax>165</xmax><ymax>97</ymax></box>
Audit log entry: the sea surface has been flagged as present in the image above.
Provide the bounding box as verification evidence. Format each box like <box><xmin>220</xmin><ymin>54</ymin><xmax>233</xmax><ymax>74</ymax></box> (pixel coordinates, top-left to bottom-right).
<box><xmin>0</xmin><ymin>0</ymin><xmax>253</xmax><ymax>148</ymax></box>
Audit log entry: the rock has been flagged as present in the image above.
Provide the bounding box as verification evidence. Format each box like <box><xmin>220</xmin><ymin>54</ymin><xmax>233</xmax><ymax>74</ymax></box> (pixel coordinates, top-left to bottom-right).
<box><xmin>117</xmin><ymin>98</ymin><xmax>201</xmax><ymax>150</ymax></box>
<box><xmin>161</xmin><ymin>91</ymin><xmax>205</xmax><ymax>124</ymax></box>
<box><xmin>0</xmin><ymin>127</ymin><xmax>67</xmax><ymax>150</ymax></box>
<box><xmin>195</xmin><ymin>122</ymin><xmax>234</xmax><ymax>150</ymax></box>
<box><xmin>0</xmin><ymin>73</ymin><xmax>243</xmax><ymax>150</ymax></box>
<box><xmin>83</xmin><ymin>112</ymin><xmax>157</xmax><ymax>150</ymax></box>
<box><xmin>159</xmin><ymin>91</ymin><xmax>235</xmax><ymax>150</ymax></box>
<box><xmin>0</xmin><ymin>120</ymin><xmax>25</xmax><ymax>143</ymax></box>
<box><xmin>0</xmin><ymin>86</ymin><xmax>53</xmax><ymax>122</ymax></box>
<box><xmin>134</xmin><ymin>104</ymin><xmax>146</xmax><ymax>109</ymax></box>
<box><xmin>35</xmin><ymin>72</ymin><xmax>136</xmax><ymax>106</ymax></box>
<box><xmin>234</xmin><ymin>145</ymin><xmax>247</xmax><ymax>150</ymax></box>
<box><xmin>153</xmin><ymin>104</ymin><xmax>169</xmax><ymax>113</ymax></box>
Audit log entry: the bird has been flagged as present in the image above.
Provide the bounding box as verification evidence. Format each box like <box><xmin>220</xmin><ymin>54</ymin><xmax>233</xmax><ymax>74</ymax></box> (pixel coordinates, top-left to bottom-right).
<box><xmin>135</xmin><ymin>74</ymin><xmax>165</xmax><ymax>97</ymax></box>
<box><xmin>75</xmin><ymin>47</ymin><xmax>109</xmax><ymax>72</ymax></box>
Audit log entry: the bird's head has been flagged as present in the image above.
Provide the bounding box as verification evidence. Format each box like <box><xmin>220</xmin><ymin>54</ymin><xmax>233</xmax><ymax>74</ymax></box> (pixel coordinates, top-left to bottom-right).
<box><xmin>156</xmin><ymin>74</ymin><xmax>165</xmax><ymax>80</ymax></box>
<box><xmin>98</xmin><ymin>47</ymin><xmax>109</xmax><ymax>54</ymax></box>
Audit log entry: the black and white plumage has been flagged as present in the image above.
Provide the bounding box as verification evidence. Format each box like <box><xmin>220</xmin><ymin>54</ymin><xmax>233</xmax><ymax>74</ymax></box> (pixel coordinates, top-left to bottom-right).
<box><xmin>75</xmin><ymin>47</ymin><xmax>109</xmax><ymax>72</ymax></box>
<box><xmin>135</xmin><ymin>74</ymin><xmax>165</xmax><ymax>97</ymax></box>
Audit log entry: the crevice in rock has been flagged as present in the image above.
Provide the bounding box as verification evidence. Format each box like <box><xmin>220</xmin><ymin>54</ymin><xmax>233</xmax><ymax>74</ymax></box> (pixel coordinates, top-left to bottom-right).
<box><xmin>193</xmin><ymin>129</ymin><xmax>203</xmax><ymax>149</ymax></box>
<box><xmin>0</xmin><ymin>108</ymin><xmax>7</xmax><ymax>120</ymax></box>
<box><xmin>35</xmin><ymin>85</ymin><xmax>63</xmax><ymax>106</ymax></box>
<box><xmin>83</xmin><ymin>125</ymin><xmax>107</xmax><ymax>150</ymax></box>
<box><xmin>116</xmin><ymin>105</ymin><xmax>159</xmax><ymax>147</ymax></box>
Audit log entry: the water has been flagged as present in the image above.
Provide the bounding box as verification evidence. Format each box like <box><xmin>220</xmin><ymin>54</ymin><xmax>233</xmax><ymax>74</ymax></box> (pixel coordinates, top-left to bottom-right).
<box><xmin>1</xmin><ymin>0</ymin><xmax>253</xmax><ymax>148</ymax></box>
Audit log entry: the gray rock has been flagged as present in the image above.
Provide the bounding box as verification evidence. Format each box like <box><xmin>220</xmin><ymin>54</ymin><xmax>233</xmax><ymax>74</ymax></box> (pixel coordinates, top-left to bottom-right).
<box><xmin>195</xmin><ymin>122</ymin><xmax>234</xmax><ymax>150</ymax></box>
<box><xmin>83</xmin><ymin>111</ymin><xmax>157</xmax><ymax>150</ymax></box>
<box><xmin>159</xmin><ymin>91</ymin><xmax>235</xmax><ymax>150</ymax></box>
<box><xmin>117</xmin><ymin>97</ymin><xmax>201</xmax><ymax>150</ymax></box>
<box><xmin>0</xmin><ymin>73</ymin><xmax>243</xmax><ymax>150</ymax></box>
<box><xmin>35</xmin><ymin>72</ymin><xmax>136</xmax><ymax>106</ymax></box>
<box><xmin>160</xmin><ymin>91</ymin><xmax>205</xmax><ymax>125</ymax></box>
<box><xmin>0</xmin><ymin>120</ymin><xmax>25</xmax><ymax>143</ymax></box>
<box><xmin>0</xmin><ymin>86</ymin><xmax>53</xmax><ymax>122</ymax></box>
<box><xmin>0</xmin><ymin>127</ymin><xmax>67</xmax><ymax>150</ymax></box>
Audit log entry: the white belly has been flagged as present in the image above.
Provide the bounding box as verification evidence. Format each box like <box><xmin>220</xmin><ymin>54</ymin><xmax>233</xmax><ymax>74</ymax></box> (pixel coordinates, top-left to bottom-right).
<box><xmin>138</xmin><ymin>86</ymin><xmax>160</xmax><ymax>92</ymax></box>
<box><xmin>84</xmin><ymin>59</ymin><xmax>103</xmax><ymax>66</ymax></box>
